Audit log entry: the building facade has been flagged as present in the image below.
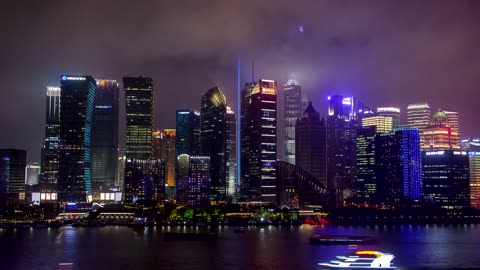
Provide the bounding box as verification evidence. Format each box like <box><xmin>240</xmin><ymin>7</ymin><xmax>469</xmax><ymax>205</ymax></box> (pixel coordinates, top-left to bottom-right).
<box><xmin>374</xmin><ymin>128</ymin><xmax>422</xmax><ymax>205</ymax></box>
<box><xmin>158</xmin><ymin>129</ymin><xmax>176</xmax><ymax>200</ymax></box>
<box><xmin>175</xmin><ymin>110</ymin><xmax>201</xmax><ymax>157</ymax></box>
<box><xmin>200</xmin><ymin>87</ymin><xmax>228</xmax><ymax>202</ymax></box>
<box><xmin>240</xmin><ymin>79</ymin><xmax>277</xmax><ymax>203</ymax></box>
<box><xmin>422</xmin><ymin>110</ymin><xmax>460</xmax><ymax>151</ymax></box>
<box><xmin>0</xmin><ymin>149</ymin><xmax>27</xmax><ymax>204</ymax></box>
<box><xmin>176</xmin><ymin>154</ymin><xmax>210</xmax><ymax>206</ymax></box>
<box><xmin>356</xmin><ymin>126</ymin><xmax>377</xmax><ymax>200</ymax></box>
<box><xmin>225</xmin><ymin>106</ymin><xmax>237</xmax><ymax>201</ymax></box>
<box><xmin>58</xmin><ymin>75</ymin><xmax>96</xmax><ymax>202</ymax></box>
<box><xmin>124</xmin><ymin>159</ymin><xmax>165</xmax><ymax>204</ymax></box>
<box><xmin>295</xmin><ymin>102</ymin><xmax>326</xmax><ymax>187</ymax></box>
<box><xmin>362</xmin><ymin>116</ymin><xmax>393</xmax><ymax>133</ymax></box>
<box><xmin>284</xmin><ymin>78</ymin><xmax>302</xmax><ymax>165</ymax></box>
<box><xmin>326</xmin><ymin>95</ymin><xmax>370</xmax><ymax>204</ymax></box>
<box><xmin>25</xmin><ymin>163</ymin><xmax>41</xmax><ymax>186</ymax></box>
<box><xmin>422</xmin><ymin>150</ymin><xmax>470</xmax><ymax>209</ymax></box>
<box><xmin>124</xmin><ymin>77</ymin><xmax>154</xmax><ymax>160</ymax></box>
<box><xmin>469</xmin><ymin>152</ymin><xmax>480</xmax><ymax>208</ymax></box>
<box><xmin>377</xmin><ymin>107</ymin><xmax>401</xmax><ymax>128</ymax></box>
<box><xmin>91</xmin><ymin>79</ymin><xmax>119</xmax><ymax>198</ymax></box>
<box><xmin>41</xmin><ymin>86</ymin><xmax>61</xmax><ymax>191</ymax></box>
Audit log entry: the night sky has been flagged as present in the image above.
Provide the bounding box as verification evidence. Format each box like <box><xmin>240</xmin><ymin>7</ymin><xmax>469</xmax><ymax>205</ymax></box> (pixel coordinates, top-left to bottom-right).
<box><xmin>1</xmin><ymin>0</ymin><xmax>480</xmax><ymax>163</ymax></box>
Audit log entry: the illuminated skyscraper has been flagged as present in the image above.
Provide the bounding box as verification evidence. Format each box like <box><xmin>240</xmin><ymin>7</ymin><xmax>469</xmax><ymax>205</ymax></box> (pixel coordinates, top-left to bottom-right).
<box><xmin>377</xmin><ymin>107</ymin><xmax>401</xmax><ymax>128</ymax></box>
<box><xmin>284</xmin><ymin>78</ymin><xmax>302</xmax><ymax>164</ymax></box>
<box><xmin>58</xmin><ymin>75</ymin><xmax>96</xmax><ymax>202</ymax></box>
<box><xmin>327</xmin><ymin>95</ymin><xmax>369</xmax><ymax>204</ymax></box>
<box><xmin>407</xmin><ymin>103</ymin><xmax>431</xmax><ymax>130</ymax></box>
<box><xmin>91</xmin><ymin>79</ymin><xmax>119</xmax><ymax>198</ymax></box>
<box><xmin>240</xmin><ymin>79</ymin><xmax>277</xmax><ymax>202</ymax></box>
<box><xmin>444</xmin><ymin>110</ymin><xmax>460</xmax><ymax>148</ymax></box>
<box><xmin>175</xmin><ymin>154</ymin><xmax>210</xmax><ymax>206</ymax></box>
<box><xmin>362</xmin><ymin>116</ymin><xmax>393</xmax><ymax>133</ymax></box>
<box><xmin>226</xmin><ymin>107</ymin><xmax>237</xmax><ymax>200</ymax></box>
<box><xmin>201</xmin><ymin>87</ymin><xmax>227</xmax><ymax>202</ymax></box>
<box><xmin>25</xmin><ymin>163</ymin><xmax>41</xmax><ymax>186</ymax></box>
<box><xmin>356</xmin><ymin>126</ymin><xmax>376</xmax><ymax>200</ymax></box>
<box><xmin>468</xmin><ymin>152</ymin><xmax>480</xmax><ymax>208</ymax></box>
<box><xmin>374</xmin><ymin>128</ymin><xmax>422</xmax><ymax>205</ymax></box>
<box><xmin>423</xmin><ymin>150</ymin><xmax>470</xmax><ymax>209</ymax></box>
<box><xmin>295</xmin><ymin>102</ymin><xmax>326</xmax><ymax>187</ymax></box>
<box><xmin>461</xmin><ymin>138</ymin><xmax>480</xmax><ymax>151</ymax></box>
<box><xmin>41</xmin><ymin>86</ymin><xmax>61</xmax><ymax>190</ymax></box>
<box><xmin>124</xmin><ymin>77</ymin><xmax>154</xmax><ymax>160</ymax></box>
<box><xmin>175</xmin><ymin>110</ymin><xmax>200</xmax><ymax>157</ymax></box>
<box><xmin>158</xmin><ymin>129</ymin><xmax>176</xmax><ymax>199</ymax></box>
<box><xmin>422</xmin><ymin>110</ymin><xmax>460</xmax><ymax>150</ymax></box>
<box><xmin>0</xmin><ymin>149</ymin><xmax>27</xmax><ymax>203</ymax></box>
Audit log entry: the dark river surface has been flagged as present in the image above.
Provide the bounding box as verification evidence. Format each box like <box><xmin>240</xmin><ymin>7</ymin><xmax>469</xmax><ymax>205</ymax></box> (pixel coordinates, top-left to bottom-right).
<box><xmin>1</xmin><ymin>224</ymin><xmax>480</xmax><ymax>270</ymax></box>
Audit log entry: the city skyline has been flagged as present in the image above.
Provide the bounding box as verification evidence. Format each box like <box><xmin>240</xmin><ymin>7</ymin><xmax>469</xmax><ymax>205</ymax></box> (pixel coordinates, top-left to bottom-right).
<box><xmin>2</xmin><ymin>1</ymin><xmax>480</xmax><ymax>163</ymax></box>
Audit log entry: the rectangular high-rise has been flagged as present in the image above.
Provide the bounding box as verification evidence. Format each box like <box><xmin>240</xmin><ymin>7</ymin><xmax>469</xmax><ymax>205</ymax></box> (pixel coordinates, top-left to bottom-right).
<box><xmin>422</xmin><ymin>150</ymin><xmax>470</xmax><ymax>209</ymax></box>
<box><xmin>124</xmin><ymin>77</ymin><xmax>154</xmax><ymax>160</ymax></box>
<box><xmin>175</xmin><ymin>110</ymin><xmax>200</xmax><ymax>157</ymax></box>
<box><xmin>468</xmin><ymin>151</ymin><xmax>480</xmax><ymax>208</ymax></box>
<box><xmin>200</xmin><ymin>87</ymin><xmax>227</xmax><ymax>202</ymax></box>
<box><xmin>0</xmin><ymin>149</ymin><xmax>27</xmax><ymax>203</ymax></box>
<box><xmin>327</xmin><ymin>95</ymin><xmax>369</xmax><ymax>204</ymax></box>
<box><xmin>58</xmin><ymin>75</ymin><xmax>96</xmax><ymax>202</ymax></box>
<box><xmin>240</xmin><ymin>79</ymin><xmax>277</xmax><ymax>202</ymax></box>
<box><xmin>362</xmin><ymin>116</ymin><xmax>393</xmax><ymax>133</ymax></box>
<box><xmin>377</xmin><ymin>107</ymin><xmax>401</xmax><ymax>128</ymax></box>
<box><xmin>226</xmin><ymin>107</ymin><xmax>237</xmax><ymax>201</ymax></box>
<box><xmin>284</xmin><ymin>78</ymin><xmax>302</xmax><ymax>165</ymax></box>
<box><xmin>158</xmin><ymin>129</ymin><xmax>176</xmax><ymax>199</ymax></box>
<box><xmin>295</xmin><ymin>102</ymin><xmax>327</xmax><ymax>188</ymax></box>
<box><xmin>91</xmin><ymin>79</ymin><xmax>119</xmax><ymax>197</ymax></box>
<box><xmin>375</xmin><ymin>128</ymin><xmax>422</xmax><ymax>205</ymax></box>
<box><xmin>41</xmin><ymin>86</ymin><xmax>61</xmax><ymax>190</ymax></box>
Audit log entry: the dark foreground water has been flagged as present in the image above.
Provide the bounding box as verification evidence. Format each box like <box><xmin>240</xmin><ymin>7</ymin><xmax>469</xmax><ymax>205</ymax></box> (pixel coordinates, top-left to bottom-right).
<box><xmin>1</xmin><ymin>224</ymin><xmax>480</xmax><ymax>270</ymax></box>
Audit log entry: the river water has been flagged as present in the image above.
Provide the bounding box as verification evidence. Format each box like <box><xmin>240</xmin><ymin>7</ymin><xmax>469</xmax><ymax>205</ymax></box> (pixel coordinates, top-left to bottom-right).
<box><xmin>1</xmin><ymin>224</ymin><xmax>480</xmax><ymax>269</ymax></box>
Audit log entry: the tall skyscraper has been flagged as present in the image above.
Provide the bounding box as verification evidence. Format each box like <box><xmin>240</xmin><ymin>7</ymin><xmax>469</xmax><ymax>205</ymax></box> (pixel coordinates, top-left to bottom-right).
<box><xmin>422</xmin><ymin>110</ymin><xmax>460</xmax><ymax>150</ymax></box>
<box><xmin>175</xmin><ymin>154</ymin><xmax>210</xmax><ymax>206</ymax></box>
<box><xmin>226</xmin><ymin>107</ymin><xmax>237</xmax><ymax>201</ymax></box>
<box><xmin>284</xmin><ymin>77</ymin><xmax>302</xmax><ymax>164</ymax></box>
<box><xmin>356</xmin><ymin>126</ymin><xmax>377</xmax><ymax>200</ymax></box>
<box><xmin>362</xmin><ymin>116</ymin><xmax>393</xmax><ymax>133</ymax></box>
<box><xmin>444</xmin><ymin>110</ymin><xmax>460</xmax><ymax>136</ymax></box>
<box><xmin>0</xmin><ymin>149</ymin><xmax>27</xmax><ymax>203</ymax></box>
<box><xmin>200</xmin><ymin>86</ymin><xmax>227</xmax><ymax>202</ymax></box>
<box><xmin>123</xmin><ymin>77</ymin><xmax>161</xmax><ymax>203</ymax></box>
<box><xmin>175</xmin><ymin>110</ymin><xmax>201</xmax><ymax>157</ymax></box>
<box><xmin>41</xmin><ymin>86</ymin><xmax>61</xmax><ymax>190</ymax></box>
<box><xmin>377</xmin><ymin>107</ymin><xmax>401</xmax><ymax>128</ymax></box>
<box><xmin>58</xmin><ymin>75</ymin><xmax>96</xmax><ymax>202</ymax></box>
<box><xmin>240</xmin><ymin>79</ymin><xmax>277</xmax><ymax>202</ymax></box>
<box><xmin>124</xmin><ymin>77</ymin><xmax>154</xmax><ymax>160</ymax></box>
<box><xmin>423</xmin><ymin>150</ymin><xmax>470</xmax><ymax>209</ymax></box>
<box><xmin>468</xmin><ymin>151</ymin><xmax>480</xmax><ymax>208</ymax></box>
<box><xmin>375</xmin><ymin>128</ymin><xmax>422</xmax><ymax>205</ymax></box>
<box><xmin>327</xmin><ymin>95</ymin><xmax>368</xmax><ymax>204</ymax></box>
<box><xmin>25</xmin><ymin>163</ymin><xmax>41</xmax><ymax>186</ymax></box>
<box><xmin>158</xmin><ymin>129</ymin><xmax>176</xmax><ymax>199</ymax></box>
<box><xmin>91</xmin><ymin>79</ymin><xmax>119</xmax><ymax>198</ymax></box>
<box><xmin>295</xmin><ymin>102</ymin><xmax>327</xmax><ymax>187</ymax></box>
<box><xmin>407</xmin><ymin>103</ymin><xmax>431</xmax><ymax>130</ymax></box>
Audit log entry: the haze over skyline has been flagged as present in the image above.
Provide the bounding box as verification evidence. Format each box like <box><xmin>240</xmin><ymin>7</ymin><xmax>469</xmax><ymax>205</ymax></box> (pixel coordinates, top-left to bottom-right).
<box><xmin>2</xmin><ymin>0</ymin><xmax>480</xmax><ymax>162</ymax></box>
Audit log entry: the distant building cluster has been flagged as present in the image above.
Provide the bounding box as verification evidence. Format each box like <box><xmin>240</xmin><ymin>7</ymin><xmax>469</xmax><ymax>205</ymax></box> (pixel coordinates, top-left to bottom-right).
<box><xmin>0</xmin><ymin>73</ymin><xmax>478</xmax><ymax>211</ymax></box>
